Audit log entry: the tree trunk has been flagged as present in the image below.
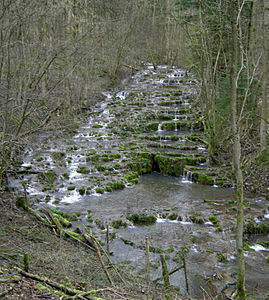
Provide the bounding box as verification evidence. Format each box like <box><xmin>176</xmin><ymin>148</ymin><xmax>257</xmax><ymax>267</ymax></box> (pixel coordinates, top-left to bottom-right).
<box><xmin>261</xmin><ymin>0</ymin><xmax>269</xmax><ymax>150</ymax></box>
<box><xmin>230</xmin><ymin>1</ymin><xmax>246</xmax><ymax>299</ymax></box>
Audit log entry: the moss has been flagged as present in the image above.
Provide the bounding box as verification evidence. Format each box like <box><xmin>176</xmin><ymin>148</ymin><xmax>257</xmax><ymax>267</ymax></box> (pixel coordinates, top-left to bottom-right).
<box><xmin>154</xmin><ymin>155</ymin><xmax>183</xmax><ymax>177</ymax></box>
<box><xmin>64</xmin><ymin>230</ymin><xmax>83</xmax><ymax>241</ymax></box>
<box><xmin>109</xmin><ymin>181</ymin><xmax>125</xmax><ymax>190</ymax></box>
<box><xmin>109</xmin><ymin>153</ymin><xmax>121</xmax><ymax>160</ymax></box>
<box><xmin>113</xmin><ymin>163</ymin><xmax>120</xmax><ymax>169</ymax></box>
<box><xmin>62</xmin><ymin>173</ymin><xmax>69</xmax><ymax>180</ymax></box>
<box><xmin>112</xmin><ymin>219</ymin><xmax>127</xmax><ymax>229</ymax></box>
<box><xmin>192</xmin><ymin>171</ymin><xmax>213</xmax><ymax>185</ymax></box>
<box><xmin>94</xmin><ymin>164</ymin><xmax>105</xmax><ymax>172</ymax></box>
<box><xmin>36</xmin><ymin>157</ymin><xmax>43</xmax><ymax>162</ymax></box>
<box><xmin>67</xmin><ymin>186</ymin><xmax>76</xmax><ymax>191</ymax></box>
<box><xmin>217</xmin><ymin>253</ymin><xmax>226</xmax><ymax>262</ymax></box>
<box><xmin>16</xmin><ymin>197</ymin><xmax>27</xmax><ymax>209</ymax></box>
<box><xmin>78</xmin><ymin>187</ymin><xmax>85</xmax><ymax>195</ymax></box>
<box><xmin>124</xmin><ymin>172</ymin><xmax>139</xmax><ymax>182</ymax></box>
<box><xmin>171</xmin><ymin>136</ymin><xmax>179</xmax><ymax>141</ymax></box>
<box><xmin>162</xmin><ymin>122</ymin><xmax>175</xmax><ymax>131</ymax></box>
<box><xmin>77</xmin><ymin>166</ymin><xmax>89</xmax><ymax>174</ymax></box>
<box><xmin>53</xmin><ymin>214</ymin><xmax>72</xmax><ymax>228</ymax></box>
<box><xmin>185</xmin><ymin>157</ymin><xmax>199</xmax><ymax>165</ymax></box>
<box><xmin>105</xmin><ymin>186</ymin><xmax>112</xmax><ymax>192</ymax></box>
<box><xmin>176</xmin><ymin>121</ymin><xmax>190</xmax><ymax>129</ymax></box>
<box><xmin>209</xmin><ymin>216</ymin><xmax>219</xmax><ymax>225</ymax></box>
<box><xmin>147</xmin><ymin>123</ymin><xmax>159</xmax><ymax>132</ymax></box>
<box><xmin>74</xmin><ymin>227</ymin><xmax>82</xmax><ymax>233</ymax></box>
<box><xmin>158</xmin><ymin>114</ymin><xmax>174</xmax><ymax>120</ymax></box>
<box><xmin>92</xmin><ymin>124</ymin><xmax>103</xmax><ymax>128</ymax></box>
<box><xmin>91</xmin><ymin>154</ymin><xmax>101</xmax><ymax>162</ymax></box>
<box><xmin>209</xmin><ymin>215</ymin><xmax>222</xmax><ymax>231</ymax></box>
<box><xmin>168</xmin><ymin>214</ymin><xmax>177</xmax><ymax>221</ymax></box>
<box><xmin>132</xmin><ymin>178</ymin><xmax>138</xmax><ymax>184</ymax></box>
<box><xmin>96</xmin><ymin>188</ymin><xmax>104</xmax><ymax>194</ymax></box>
<box><xmin>127</xmin><ymin>214</ymin><xmax>156</xmax><ymax>225</ymax></box>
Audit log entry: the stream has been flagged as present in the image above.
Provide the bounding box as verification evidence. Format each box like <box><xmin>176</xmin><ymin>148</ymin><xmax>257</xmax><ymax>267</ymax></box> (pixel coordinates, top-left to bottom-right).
<box><xmin>9</xmin><ymin>64</ymin><xmax>269</xmax><ymax>299</ymax></box>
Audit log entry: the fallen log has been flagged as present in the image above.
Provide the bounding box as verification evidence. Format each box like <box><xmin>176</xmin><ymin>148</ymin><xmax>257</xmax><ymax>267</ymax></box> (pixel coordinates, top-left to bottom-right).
<box><xmin>19</xmin><ymin>269</ymin><xmax>105</xmax><ymax>299</ymax></box>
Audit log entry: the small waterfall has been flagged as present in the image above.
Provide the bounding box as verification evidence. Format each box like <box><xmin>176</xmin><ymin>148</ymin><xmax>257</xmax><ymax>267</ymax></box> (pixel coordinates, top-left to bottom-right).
<box><xmin>173</xmin><ymin>110</ymin><xmax>178</xmax><ymax>132</ymax></box>
<box><xmin>182</xmin><ymin>170</ymin><xmax>192</xmax><ymax>183</ymax></box>
<box><xmin>158</xmin><ymin>123</ymin><xmax>163</xmax><ymax>132</ymax></box>
<box><xmin>180</xmin><ymin>216</ymin><xmax>192</xmax><ymax>225</ymax></box>
<box><xmin>213</xmin><ymin>178</ymin><xmax>218</xmax><ymax>188</ymax></box>
<box><xmin>187</xmin><ymin>171</ymin><xmax>192</xmax><ymax>181</ymax></box>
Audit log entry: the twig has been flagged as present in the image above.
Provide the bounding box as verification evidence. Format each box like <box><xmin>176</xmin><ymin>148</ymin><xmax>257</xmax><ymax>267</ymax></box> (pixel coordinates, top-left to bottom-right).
<box><xmin>153</xmin><ymin>264</ymin><xmax>184</xmax><ymax>284</ymax></box>
<box><xmin>90</xmin><ymin>236</ymin><xmax>114</xmax><ymax>286</ymax></box>
<box><xmin>84</xmin><ymin>233</ymin><xmax>127</xmax><ymax>286</ymax></box>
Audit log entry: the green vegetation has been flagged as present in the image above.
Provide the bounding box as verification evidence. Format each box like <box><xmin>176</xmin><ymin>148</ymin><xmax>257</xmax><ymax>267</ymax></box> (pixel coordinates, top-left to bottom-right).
<box><xmin>209</xmin><ymin>216</ymin><xmax>222</xmax><ymax>232</ymax></box>
<box><xmin>77</xmin><ymin>166</ymin><xmax>89</xmax><ymax>174</ymax></box>
<box><xmin>112</xmin><ymin>219</ymin><xmax>127</xmax><ymax>229</ymax></box>
<box><xmin>127</xmin><ymin>214</ymin><xmax>156</xmax><ymax>225</ymax></box>
<box><xmin>67</xmin><ymin>186</ymin><xmax>76</xmax><ymax>191</ymax></box>
<box><xmin>96</xmin><ymin>188</ymin><xmax>104</xmax><ymax>194</ymax></box>
<box><xmin>78</xmin><ymin>187</ymin><xmax>85</xmax><ymax>195</ymax></box>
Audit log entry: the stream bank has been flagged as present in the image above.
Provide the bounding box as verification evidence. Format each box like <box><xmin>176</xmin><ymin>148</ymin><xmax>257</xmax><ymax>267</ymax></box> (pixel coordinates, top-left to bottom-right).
<box><xmin>9</xmin><ymin>64</ymin><xmax>269</xmax><ymax>299</ymax></box>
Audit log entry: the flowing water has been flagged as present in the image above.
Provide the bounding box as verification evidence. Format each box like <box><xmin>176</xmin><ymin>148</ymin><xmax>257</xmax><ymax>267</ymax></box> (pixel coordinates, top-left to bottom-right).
<box><xmin>9</xmin><ymin>64</ymin><xmax>269</xmax><ymax>299</ymax></box>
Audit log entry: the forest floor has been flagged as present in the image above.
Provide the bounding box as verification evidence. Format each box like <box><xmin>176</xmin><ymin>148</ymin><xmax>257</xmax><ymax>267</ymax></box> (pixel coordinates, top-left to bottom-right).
<box><xmin>0</xmin><ymin>195</ymin><xmax>189</xmax><ymax>300</ymax></box>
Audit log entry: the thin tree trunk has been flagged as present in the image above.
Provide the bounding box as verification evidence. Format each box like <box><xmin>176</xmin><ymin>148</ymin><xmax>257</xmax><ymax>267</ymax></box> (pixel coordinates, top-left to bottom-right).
<box><xmin>261</xmin><ymin>0</ymin><xmax>269</xmax><ymax>150</ymax></box>
<box><xmin>230</xmin><ymin>1</ymin><xmax>246</xmax><ymax>299</ymax></box>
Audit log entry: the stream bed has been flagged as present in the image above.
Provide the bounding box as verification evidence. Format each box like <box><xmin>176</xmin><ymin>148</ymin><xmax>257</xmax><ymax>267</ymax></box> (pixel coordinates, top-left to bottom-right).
<box><xmin>9</xmin><ymin>64</ymin><xmax>269</xmax><ymax>299</ymax></box>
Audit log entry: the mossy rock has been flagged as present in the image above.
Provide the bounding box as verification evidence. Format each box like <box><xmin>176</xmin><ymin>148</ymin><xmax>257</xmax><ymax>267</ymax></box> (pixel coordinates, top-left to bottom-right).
<box><xmin>154</xmin><ymin>155</ymin><xmax>184</xmax><ymax>177</ymax></box>
<box><xmin>112</xmin><ymin>219</ymin><xmax>127</xmax><ymax>229</ymax></box>
<box><xmin>77</xmin><ymin>166</ymin><xmax>89</xmax><ymax>174</ymax></box>
<box><xmin>67</xmin><ymin>186</ymin><xmax>76</xmax><ymax>191</ymax></box>
<box><xmin>124</xmin><ymin>172</ymin><xmax>139</xmax><ymax>182</ymax></box>
<box><xmin>78</xmin><ymin>187</ymin><xmax>85</xmax><ymax>195</ymax></box>
<box><xmin>96</xmin><ymin>188</ymin><xmax>104</xmax><ymax>194</ymax></box>
<box><xmin>244</xmin><ymin>220</ymin><xmax>269</xmax><ymax>234</ymax></box>
<box><xmin>128</xmin><ymin>157</ymin><xmax>153</xmax><ymax>175</ymax></box>
<box><xmin>158</xmin><ymin>114</ymin><xmax>174</xmax><ymax>120</ymax></box>
<box><xmin>192</xmin><ymin>171</ymin><xmax>213</xmax><ymax>185</ymax></box>
<box><xmin>108</xmin><ymin>181</ymin><xmax>125</xmax><ymax>190</ymax></box>
<box><xmin>147</xmin><ymin>123</ymin><xmax>159</xmax><ymax>132</ymax></box>
<box><xmin>162</xmin><ymin>122</ymin><xmax>175</xmax><ymax>131</ymax></box>
<box><xmin>176</xmin><ymin>121</ymin><xmax>190</xmax><ymax>130</ymax></box>
<box><xmin>127</xmin><ymin>214</ymin><xmax>156</xmax><ymax>225</ymax></box>
<box><xmin>168</xmin><ymin>213</ymin><xmax>178</xmax><ymax>221</ymax></box>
